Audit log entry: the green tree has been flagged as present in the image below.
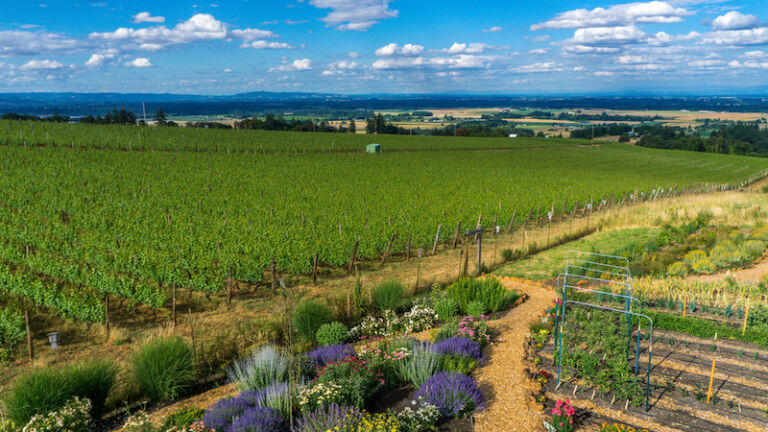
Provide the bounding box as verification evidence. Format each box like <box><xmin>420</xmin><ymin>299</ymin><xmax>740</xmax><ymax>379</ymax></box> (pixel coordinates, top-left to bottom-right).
<box><xmin>349</xmin><ymin>120</ymin><xmax>356</xmax><ymax>134</ymax></box>
<box><xmin>155</xmin><ymin>108</ymin><xmax>167</xmax><ymax>126</ymax></box>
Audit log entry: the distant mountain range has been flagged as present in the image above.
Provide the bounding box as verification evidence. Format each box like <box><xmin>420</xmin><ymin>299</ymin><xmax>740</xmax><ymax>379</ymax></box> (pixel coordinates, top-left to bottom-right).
<box><xmin>1</xmin><ymin>92</ymin><xmax>767</xmax><ymax>117</ymax></box>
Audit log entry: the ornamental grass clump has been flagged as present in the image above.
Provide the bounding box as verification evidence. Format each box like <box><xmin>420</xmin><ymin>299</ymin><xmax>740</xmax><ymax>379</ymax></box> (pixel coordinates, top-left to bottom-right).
<box><xmin>395</xmin><ymin>342</ymin><xmax>440</xmax><ymax>387</ymax></box>
<box><xmin>293</xmin><ymin>300</ymin><xmax>333</xmax><ymax>343</ymax></box>
<box><xmin>228</xmin><ymin>345</ymin><xmax>290</xmax><ymax>391</ymax></box>
<box><xmin>433</xmin><ymin>297</ymin><xmax>458</xmax><ymax>320</ymax></box>
<box><xmin>305</xmin><ymin>344</ymin><xmax>355</xmax><ymax>372</ymax></box>
<box><xmin>133</xmin><ymin>336</ymin><xmax>196</xmax><ymax>403</ymax></box>
<box><xmin>372</xmin><ymin>281</ymin><xmax>409</xmax><ymax>313</ymax></box>
<box><xmin>414</xmin><ymin>372</ymin><xmax>483</xmax><ymax>418</ymax></box>
<box><xmin>432</xmin><ymin>337</ymin><xmax>483</xmax><ymax>361</ymax></box>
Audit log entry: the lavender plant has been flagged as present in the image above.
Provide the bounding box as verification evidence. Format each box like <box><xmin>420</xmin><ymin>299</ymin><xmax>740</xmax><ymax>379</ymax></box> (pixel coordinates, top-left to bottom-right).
<box><xmin>229</xmin><ymin>406</ymin><xmax>285</xmax><ymax>432</ymax></box>
<box><xmin>413</xmin><ymin>372</ymin><xmax>483</xmax><ymax>418</ymax></box>
<box><xmin>304</xmin><ymin>344</ymin><xmax>355</xmax><ymax>370</ymax></box>
<box><xmin>432</xmin><ymin>337</ymin><xmax>483</xmax><ymax>361</ymax></box>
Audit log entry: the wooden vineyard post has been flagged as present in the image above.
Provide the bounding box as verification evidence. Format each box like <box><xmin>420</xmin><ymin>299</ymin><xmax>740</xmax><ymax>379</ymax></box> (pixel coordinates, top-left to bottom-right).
<box><xmin>270</xmin><ymin>257</ymin><xmax>277</xmax><ymax>292</ymax></box>
<box><xmin>462</xmin><ymin>236</ymin><xmax>470</xmax><ymax>277</ymax></box>
<box><xmin>474</xmin><ymin>214</ymin><xmax>482</xmax><ymax>241</ymax></box>
<box><xmin>406</xmin><ymin>234</ymin><xmax>412</xmax><ymax>262</ymax></box>
<box><xmin>380</xmin><ymin>234</ymin><xmax>396</xmax><ymax>265</ymax></box>
<box><xmin>522</xmin><ymin>218</ymin><xmax>528</xmax><ymax>252</ymax></box>
<box><xmin>452</xmin><ymin>221</ymin><xmax>461</xmax><ymax>248</ymax></box>
<box><xmin>348</xmin><ymin>239</ymin><xmax>359</xmax><ymax>274</ymax></box>
<box><xmin>104</xmin><ymin>295</ymin><xmax>110</xmax><ymax>341</ymax></box>
<box><xmin>172</xmin><ymin>283</ymin><xmax>177</xmax><ymax>326</ymax></box>
<box><xmin>25</xmin><ymin>309</ymin><xmax>33</xmax><ymax>362</ymax></box>
<box><xmin>492</xmin><ymin>215</ymin><xmax>497</xmax><ymax>235</ymax></box>
<box><xmin>743</xmin><ymin>302</ymin><xmax>750</xmax><ymax>336</ymax></box>
<box><xmin>312</xmin><ymin>254</ymin><xmax>319</xmax><ymax>284</ymax></box>
<box><xmin>506</xmin><ymin>210</ymin><xmax>516</xmax><ymax>234</ymax></box>
<box><xmin>706</xmin><ymin>358</ymin><xmax>716</xmax><ymax>404</ymax></box>
<box><xmin>432</xmin><ymin>225</ymin><xmax>441</xmax><ymax>255</ymax></box>
<box><xmin>227</xmin><ymin>266</ymin><xmax>233</xmax><ymax>308</ymax></box>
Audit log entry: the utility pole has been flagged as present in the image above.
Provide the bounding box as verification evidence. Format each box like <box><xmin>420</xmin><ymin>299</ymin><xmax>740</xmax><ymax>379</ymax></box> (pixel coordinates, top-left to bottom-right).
<box><xmin>142</xmin><ymin>102</ymin><xmax>147</xmax><ymax>123</ymax></box>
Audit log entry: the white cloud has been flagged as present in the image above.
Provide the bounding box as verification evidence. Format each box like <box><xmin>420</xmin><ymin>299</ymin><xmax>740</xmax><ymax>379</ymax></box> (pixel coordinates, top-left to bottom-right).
<box><xmin>372</xmin><ymin>54</ymin><xmax>493</xmax><ymax>70</ymax></box>
<box><xmin>309</xmin><ymin>0</ymin><xmax>398</xmax><ymax>31</ymax></box>
<box><xmin>711</xmin><ymin>11</ymin><xmax>760</xmax><ymax>31</ymax></box>
<box><xmin>528</xmin><ymin>48</ymin><xmax>548</xmax><ymax>54</ymax></box>
<box><xmin>700</xmin><ymin>27</ymin><xmax>768</xmax><ymax>45</ymax></box>
<box><xmin>688</xmin><ymin>59</ymin><xmax>724</xmax><ymax>67</ymax></box>
<box><xmin>269</xmin><ymin>58</ymin><xmax>312</xmax><ymax>72</ymax></box>
<box><xmin>531</xmin><ymin>1</ymin><xmax>691</xmax><ymax>30</ymax></box>
<box><xmin>436</xmin><ymin>42</ymin><xmax>496</xmax><ymax>54</ymax></box>
<box><xmin>532</xmin><ymin>35</ymin><xmax>551</xmax><ymax>42</ymax></box>
<box><xmin>241</xmin><ymin>41</ymin><xmax>296</xmax><ymax>49</ymax></box>
<box><xmin>348</xmin><ymin>51</ymin><xmax>361</xmax><ymax>58</ymax></box>
<box><xmin>0</xmin><ymin>31</ymin><xmax>81</xmax><ymax>56</ymax></box>
<box><xmin>322</xmin><ymin>60</ymin><xmax>359</xmax><ymax>75</ymax></box>
<box><xmin>19</xmin><ymin>59</ymin><xmax>64</xmax><ymax>70</ymax></box>
<box><xmin>593</xmin><ymin>71</ymin><xmax>615</xmax><ymax>76</ymax></box>
<box><xmin>743</xmin><ymin>50</ymin><xmax>766</xmax><ymax>58</ymax></box>
<box><xmin>571</xmin><ymin>25</ymin><xmax>647</xmax><ymax>46</ymax></box>
<box><xmin>483</xmin><ymin>26</ymin><xmax>502</xmax><ymax>33</ymax></box>
<box><xmin>223</xmin><ymin>68</ymin><xmax>232</xmax><ymax>72</ymax></box>
<box><xmin>126</xmin><ymin>57</ymin><xmax>153</xmax><ymax>67</ymax></box>
<box><xmin>90</xmin><ymin>14</ymin><xmax>276</xmax><ymax>50</ymax></box>
<box><xmin>132</xmin><ymin>12</ymin><xmax>166</xmax><ymax>24</ymax></box>
<box><xmin>85</xmin><ymin>49</ymin><xmax>118</xmax><ymax>67</ymax></box>
<box><xmin>728</xmin><ymin>59</ymin><xmax>768</xmax><ymax>69</ymax></box>
<box><xmin>513</xmin><ymin>62</ymin><xmax>563</xmax><ymax>73</ymax></box>
<box><xmin>375</xmin><ymin>43</ymin><xmax>424</xmax><ymax>56</ymax></box>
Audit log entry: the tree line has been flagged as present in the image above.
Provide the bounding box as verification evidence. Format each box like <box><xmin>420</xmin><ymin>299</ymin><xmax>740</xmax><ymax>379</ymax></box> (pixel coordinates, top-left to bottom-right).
<box><xmin>636</xmin><ymin>122</ymin><xmax>768</xmax><ymax>156</ymax></box>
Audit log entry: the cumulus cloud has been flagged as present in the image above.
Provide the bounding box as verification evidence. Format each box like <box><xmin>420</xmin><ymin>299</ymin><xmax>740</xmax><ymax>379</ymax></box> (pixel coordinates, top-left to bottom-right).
<box><xmin>85</xmin><ymin>48</ymin><xmax>118</xmax><ymax>67</ymax></box>
<box><xmin>375</xmin><ymin>43</ymin><xmax>424</xmax><ymax>56</ymax></box>
<box><xmin>19</xmin><ymin>59</ymin><xmax>65</xmax><ymax>70</ymax></box>
<box><xmin>483</xmin><ymin>26</ymin><xmax>502</xmax><ymax>33</ymax></box>
<box><xmin>126</xmin><ymin>57</ymin><xmax>153</xmax><ymax>67</ymax></box>
<box><xmin>309</xmin><ymin>0</ymin><xmax>398</xmax><ymax>31</ymax></box>
<box><xmin>132</xmin><ymin>12</ymin><xmax>165</xmax><ymax>24</ymax></box>
<box><xmin>700</xmin><ymin>27</ymin><xmax>768</xmax><ymax>46</ymax></box>
<box><xmin>241</xmin><ymin>41</ymin><xmax>296</xmax><ymax>49</ymax></box>
<box><xmin>528</xmin><ymin>48</ymin><xmax>548</xmax><ymax>54</ymax></box>
<box><xmin>0</xmin><ymin>31</ymin><xmax>82</xmax><ymax>56</ymax></box>
<box><xmin>531</xmin><ymin>1</ymin><xmax>691</xmax><ymax>30</ymax></box>
<box><xmin>728</xmin><ymin>59</ymin><xmax>768</xmax><ymax>69</ymax></box>
<box><xmin>532</xmin><ymin>35</ymin><xmax>551</xmax><ymax>42</ymax></box>
<box><xmin>435</xmin><ymin>42</ymin><xmax>497</xmax><ymax>54</ymax></box>
<box><xmin>372</xmin><ymin>54</ymin><xmax>493</xmax><ymax>70</ymax></box>
<box><xmin>571</xmin><ymin>25</ymin><xmax>647</xmax><ymax>46</ymax></box>
<box><xmin>269</xmin><ymin>58</ymin><xmax>312</xmax><ymax>72</ymax></box>
<box><xmin>711</xmin><ymin>11</ymin><xmax>760</xmax><ymax>31</ymax></box>
<box><xmin>512</xmin><ymin>62</ymin><xmax>563</xmax><ymax>73</ymax></box>
<box><xmin>90</xmin><ymin>14</ymin><xmax>276</xmax><ymax>50</ymax></box>
<box><xmin>322</xmin><ymin>59</ymin><xmax>359</xmax><ymax>75</ymax></box>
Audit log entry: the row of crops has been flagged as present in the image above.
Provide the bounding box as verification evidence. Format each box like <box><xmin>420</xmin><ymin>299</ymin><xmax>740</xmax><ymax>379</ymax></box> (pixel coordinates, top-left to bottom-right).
<box><xmin>0</xmin><ymin>120</ymin><xmax>590</xmax><ymax>153</ymax></box>
<box><xmin>0</xmin><ymin>127</ymin><xmax>767</xmax><ymax>323</ymax></box>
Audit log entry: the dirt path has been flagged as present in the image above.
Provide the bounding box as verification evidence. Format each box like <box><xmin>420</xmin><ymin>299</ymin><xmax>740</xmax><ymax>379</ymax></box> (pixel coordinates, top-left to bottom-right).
<box><xmin>473</xmin><ymin>277</ymin><xmax>555</xmax><ymax>432</ymax></box>
<box><xmin>688</xmin><ymin>258</ymin><xmax>768</xmax><ymax>284</ymax></box>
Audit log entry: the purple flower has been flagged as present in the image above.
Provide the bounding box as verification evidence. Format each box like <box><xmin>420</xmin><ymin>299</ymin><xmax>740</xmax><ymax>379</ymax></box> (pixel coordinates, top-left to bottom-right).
<box><xmin>305</xmin><ymin>344</ymin><xmax>355</xmax><ymax>369</ymax></box>
<box><xmin>229</xmin><ymin>406</ymin><xmax>285</xmax><ymax>432</ymax></box>
<box><xmin>433</xmin><ymin>337</ymin><xmax>483</xmax><ymax>361</ymax></box>
<box><xmin>292</xmin><ymin>404</ymin><xmax>363</xmax><ymax>432</ymax></box>
<box><xmin>204</xmin><ymin>385</ymin><xmax>286</xmax><ymax>432</ymax></box>
<box><xmin>414</xmin><ymin>372</ymin><xmax>483</xmax><ymax>418</ymax></box>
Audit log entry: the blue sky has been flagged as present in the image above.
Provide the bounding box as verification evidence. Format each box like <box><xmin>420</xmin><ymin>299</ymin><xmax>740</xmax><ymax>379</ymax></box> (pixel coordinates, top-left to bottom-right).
<box><xmin>1</xmin><ymin>0</ymin><xmax>768</xmax><ymax>94</ymax></box>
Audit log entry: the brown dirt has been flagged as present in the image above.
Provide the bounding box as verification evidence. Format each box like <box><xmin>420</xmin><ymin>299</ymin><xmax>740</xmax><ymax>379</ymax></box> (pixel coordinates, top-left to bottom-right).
<box><xmin>473</xmin><ymin>277</ymin><xmax>555</xmax><ymax>432</ymax></box>
<box><xmin>688</xmin><ymin>259</ymin><xmax>768</xmax><ymax>284</ymax></box>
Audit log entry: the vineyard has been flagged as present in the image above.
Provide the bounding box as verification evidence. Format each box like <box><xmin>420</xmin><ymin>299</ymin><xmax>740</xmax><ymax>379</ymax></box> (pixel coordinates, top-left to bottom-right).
<box><xmin>0</xmin><ymin>123</ymin><xmax>767</xmax><ymax>327</ymax></box>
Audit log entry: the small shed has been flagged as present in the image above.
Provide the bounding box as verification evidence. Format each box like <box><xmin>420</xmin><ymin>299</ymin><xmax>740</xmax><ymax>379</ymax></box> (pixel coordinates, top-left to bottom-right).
<box><xmin>366</xmin><ymin>143</ymin><xmax>381</xmax><ymax>154</ymax></box>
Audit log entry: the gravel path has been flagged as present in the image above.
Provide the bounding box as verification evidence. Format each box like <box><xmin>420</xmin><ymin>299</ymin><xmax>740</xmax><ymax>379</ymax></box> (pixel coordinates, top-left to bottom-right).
<box><xmin>474</xmin><ymin>277</ymin><xmax>555</xmax><ymax>432</ymax></box>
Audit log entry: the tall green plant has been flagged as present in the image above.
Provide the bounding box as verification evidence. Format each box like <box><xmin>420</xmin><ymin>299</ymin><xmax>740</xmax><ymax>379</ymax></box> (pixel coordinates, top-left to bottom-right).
<box><xmin>396</xmin><ymin>343</ymin><xmax>440</xmax><ymax>387</ymax></box>
<box><xmin>372</xmin><ymin>281</ymin><xmax>409</xmax><ymax>313</ymax></box>
<box><xmin>227</xmin><ymin>345</ymin><xmax>290</xmax><ymax>391</ymax></box>
<box><xmin>132</xmin><ymin>336</ymin><xmax>196</xmax><ymax>402</ymax></box>
<box><xmin>293</xmin><ymin>300</ymin><xmax>333</xmax><ymax>342</ymax></box>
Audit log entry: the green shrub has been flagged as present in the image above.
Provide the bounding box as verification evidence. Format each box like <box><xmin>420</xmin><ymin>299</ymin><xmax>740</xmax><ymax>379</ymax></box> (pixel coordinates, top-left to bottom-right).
<box><xmin>683</xmin><ymin>250</ymin><xmax>707</xmax><ymax>266</ymax></box>
<box><xmin>439</xmin><ymin>354</ymin><xmax>479</xmax><ymax>375</ymax></box>
<box><xmin>227</xmin><ymin>345</ymin><xmax>290</xmax><ymax>391</ymax></box>
<box><xmin>446</xmin><ymin>277</ymin><xmax>518</xmax><ymax>314</ymax></box>
<box><xmin>666</xmin><ymin>261</ymin><xmax>689</xmax><ymax>276</ymax></box>
<box><xmin>293</xmin><ymin>299</ymin><xmax>333</xmax><ymax>342</ymax></box>
<box><xmin>160</xmin><ymin>406</ymin><xmax>204</xmax><ymax>430</ymax></box>
<box><xmin>316</xmin><ymin>322</ymin><xmax>349</xmax><ymax>346</ymax></box>
<box><xmin>132</xmin><ymin>336</ymin><xmax>196</xmax><ymax>402</ymax></box>
<box><xmin>3</xmin><ymin>360</ymin><xmax>115</xmax><ymax>425</ymax></box>
<box><xmin>691</xmin><ymin>258</ymin><xmax>716</xmax><ymax>274</ymax></box>
<box><xmin>372</xmin><ymin>281</ymin><xmax>408</xmax><ymax>313</ymax></box>
<box><xmin>434</xmin><ymin>297</ymin><xmax>458</xmax><ymax>320</ymax></box>
<box><xmin>466</xmin><ymin>301</ymin><xmax>487</xmax><ymax>318</ymax></box>
<box><xmin>744</xmin><ymin>240</ymin><xmax>766</xmax><ymax>257</ymax></box>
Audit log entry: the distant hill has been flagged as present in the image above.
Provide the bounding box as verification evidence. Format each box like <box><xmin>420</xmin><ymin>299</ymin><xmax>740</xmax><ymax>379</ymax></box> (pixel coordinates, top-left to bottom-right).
<box><xmin>1</xmin><ymin>92</ymin><xmax>768</xmax><ymax>117</ymax></box>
